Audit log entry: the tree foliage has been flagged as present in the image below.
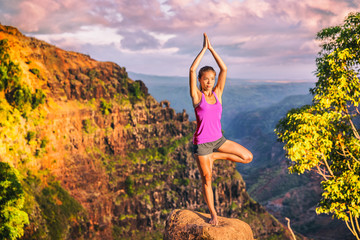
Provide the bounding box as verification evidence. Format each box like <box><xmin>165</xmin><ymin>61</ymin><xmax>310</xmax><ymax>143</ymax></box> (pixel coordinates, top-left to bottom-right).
<box><xmin>0</xmin><ymin>162</ymin><xmax>29</xmax><ymax>240</ymax></box>
<box><xmin>275</xmin><ymin>12</ymin><xmax>360</xmax><ymax>238</ymax></box>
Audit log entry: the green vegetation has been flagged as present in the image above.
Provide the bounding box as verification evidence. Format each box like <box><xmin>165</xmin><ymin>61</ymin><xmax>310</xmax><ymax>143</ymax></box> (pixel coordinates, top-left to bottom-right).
<box><xmin>0</xmin><ymin>38</ymin><xmax>47</xmax><ymax>164</ymax></box>
<box><xmin>40</xmin><ymin>137</ymin><xmax>49</xmax><ymax>148</ymax></box>
<box><xmin>113</xmin><ymin>226</ymin><xmax>163</xmax><ymax>240</ymax></box>
<box><xmin>82</xmin><ymin>119</ymin><xmax>97</xmax><ymax>134</ymax></box>
<box><xmin>125</xmin><ymin>176</ymin><xmax>135</xmax><ymax>197</ymax></box>
<box><xmin>0</xmin><ymin>162</ymin><xmax>29</xmax><ymax>240</ymax></box>
<box><xmin>11</xmin><ymin>85</ymin><xmax>32</xmax><ymax>112</ymax></box>
<box><xmin>231</xmin><ymin>169</ymin><xmax>243</xmax><ymax>181</ymax></box>
<box><xmin>0</xmin><ymin>39</ymin><xmax>46</xmax><ymax>113</ymax></box>
<box><xmin>173</xmin><ymin>178</ymin><xmax>190</xmax><ymax>186</ymax></box>
<box><xmin>25</xmin><ymin>131</ymin><xmax>36</xmax><ymax>143</ymax></box>
<box><xmin>35</xmin><ymin>180</ymin><xmax>87</xmax><ymax>240</ymax></box>
<box><xmin>96</xmin><ymin>134</ymin><xmax>194</xmax><ymax>238</ymax></box>
<box><xmin>119</xmin><ymin>214</ymin><xmax>137</xmax><ymax>221</ymax></box>
<box><xmin>100</xmin><ymin>98</ymin><xmax>112</xmax><ymax>115</ymax></box>
<box><xmin>18</xmin><ymin>171</ymin><xmax>90</xmax><ymax>240</ymax></box>
<box><xmin>0</xmin><ymin>40</ymin><xmax>21</xmax><ymax>92</ymax></box>
<box><xmin>127</xmin><ymin>134</ymin><xmax>191</xmax><ymax>166</ymax></box>
<box><xmin>31</xmin><ymin>88</ymin><xmax>46</xmax><ymax>109</ymax></box>
<box><xmin>276</xmin><ymin>12</ymin><xmax>360</xmax><ymax>239</ymax></box>
<box><xmin>0</xmin><ymin>37</ymin><xmax>88</xmax><ymax>239</ymax></box>
<box><xmin>230</xmin><ymin>201</ymin><xmax>239</xmax><ymax>211</ymax></box>
<box><xmin>29</xmin><ymin>68</ymin><xmax>40</xmax><ymax>78</ymax></box>
<box><xmin>88</xmin><ymin>69</ymin><xmax>98</xmax><ymax>81</ymax></box>
<box><xmin>128</xmin><ymin>81</ymin><xmax>144</xmax><ymax>103</ymax></box>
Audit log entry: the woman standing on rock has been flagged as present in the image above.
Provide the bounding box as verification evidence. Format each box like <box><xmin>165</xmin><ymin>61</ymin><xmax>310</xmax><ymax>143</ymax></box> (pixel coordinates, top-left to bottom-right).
<box><xmin>189</xmin><ymin>33</ymin><xmax>253</xmax><ymax>225</ymax></box>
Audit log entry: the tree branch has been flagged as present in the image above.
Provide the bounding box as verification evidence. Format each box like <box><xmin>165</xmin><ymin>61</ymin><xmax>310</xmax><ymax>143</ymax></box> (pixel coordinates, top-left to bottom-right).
<box><xmin>316</xmin><ymin>165</ymin><xmax>329</xmax><ymax>180</ymax></box>
<box><xmin>345</xmin><ymin>219</ymin><xmax>357</xmax><ymax>238</ymax></box>
<box><xmin>355</xmin><ymin>216</ymin><xmax>360</xmax><ymax>236</ymax></box>
<box><xmin>285</xmin><ymin>217</ymin><xmax>297</xmax><ymax>240</ymax></box>
<box><xmin>347</xmin><ymin>160</ymin><xmax>354</xmax><ymax>171</ymax></box>
<box><xmin>350</xmin><ymin>212</ymin><xmax>360</xmax><ymax>240</ymax></box>
<box><xmin>346</xmin><ymin>106</ymin><xmax>360</xmax><ymax>141</ymax></box>
<box><xmin>322</xmin><ymin>154</ymin><xmax>334</xmax><ymax>177</ymax></box>
<box><xmin>339</xmin><ymin>141</ymin><xmax>360</xmax><ymax>164</ymax></box>
<box><xmin>349</xmin><ymin>118</ymin><xmax>360</xmax><ymax>141</ymax></box>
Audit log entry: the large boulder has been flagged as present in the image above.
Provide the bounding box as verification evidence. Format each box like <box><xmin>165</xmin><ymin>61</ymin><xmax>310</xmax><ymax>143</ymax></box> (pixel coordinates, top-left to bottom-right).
<box><xmin>164</xmin><ymin>209</ymin><xmax>254</xmax><ymax>240</ymax></box>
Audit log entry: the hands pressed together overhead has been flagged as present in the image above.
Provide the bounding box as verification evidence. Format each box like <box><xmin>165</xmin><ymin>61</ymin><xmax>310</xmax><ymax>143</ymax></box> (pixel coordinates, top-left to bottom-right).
<box><xmin>203</xmin><ymin>33</ymin><xmax>213</xmax><ymax>51</ymax></box>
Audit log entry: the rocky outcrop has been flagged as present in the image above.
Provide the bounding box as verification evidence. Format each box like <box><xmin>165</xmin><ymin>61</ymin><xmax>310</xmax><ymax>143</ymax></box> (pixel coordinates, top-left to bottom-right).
<box><xmin>164</xmin><ymin>209</ymin><xmax>254</xmax><ymax>240</ymax></box>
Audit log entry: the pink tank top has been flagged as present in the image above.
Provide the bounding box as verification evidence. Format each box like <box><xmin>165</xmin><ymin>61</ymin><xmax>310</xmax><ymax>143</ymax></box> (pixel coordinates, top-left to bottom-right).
<box><xmin>193</xmin><ymin>91</ymin><xmax>223</xmax><ymax>145</ymax></box>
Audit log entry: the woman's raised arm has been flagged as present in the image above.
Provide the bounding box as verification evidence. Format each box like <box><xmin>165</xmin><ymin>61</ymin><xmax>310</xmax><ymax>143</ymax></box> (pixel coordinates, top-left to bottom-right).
<box><xmin>189</xmin><ymin>34</ymin><xmax>207</xmax><ymax>106</ymax></box>
<box><xmin>207</xmin><ymin>36</ymin><xmax>227</xmax><ymax>98</ymax></box>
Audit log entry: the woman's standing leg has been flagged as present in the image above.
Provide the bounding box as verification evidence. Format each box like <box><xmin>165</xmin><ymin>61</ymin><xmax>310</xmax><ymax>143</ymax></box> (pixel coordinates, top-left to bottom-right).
<box><xmin>195</xmin><ymin>154</ymin><xmax>218</xmax><ymax>225</ymax></box>
<box><xmin>194</xmin><ymin>140</ymin><xmax>252</xmax><ymax>226</ymax></box>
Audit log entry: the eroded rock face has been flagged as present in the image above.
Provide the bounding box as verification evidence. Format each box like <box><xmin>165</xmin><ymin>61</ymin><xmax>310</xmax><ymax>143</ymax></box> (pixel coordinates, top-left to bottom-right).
<box><xmin>164</xmin><ymin>209</ymin><xmax>254</xmax><ymax>240</ymax></box>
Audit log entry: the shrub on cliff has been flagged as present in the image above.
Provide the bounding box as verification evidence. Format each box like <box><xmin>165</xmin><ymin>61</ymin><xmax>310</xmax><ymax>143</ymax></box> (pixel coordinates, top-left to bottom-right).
<box><xmin>276</xmin><ymin>12</ymin><xmax>360</xmax><ymax>239</ymax></box>
<box><xmin>31</xmin><ymin>89</ymin><xmax>46</xmax><ymax>109</ymax></box>
<box><xmin>128</xmin><ymin>81</ymin><xmax>144</xmax><ymax>102</ymax></box>
<box><xmin>100</xmin><ymin>98</ymin><xmax>112</xmax><ymax>115</ymax></box>
<box><xmin>0</xmin><ymin>39</ymin><xmax>46</xmax><ymax>113</ymax></box>
<box><xmin>0</xmin><ymin>39</ymin><xmax>21</xmax><ymax>92</ymax></box>
<box><xmin>10</xmin><ymin>85</ymin><xmax>32</xmax><ymax>112</ymax></box>
<box><xmin>0</xmin><ymin>162</ymin><xmax>29</xmax><ymax>240</ymax></box>
<box><xmin>29</xmin><ymin>68</ymin><xmax>40</xmax><ymax>78</ymax></box>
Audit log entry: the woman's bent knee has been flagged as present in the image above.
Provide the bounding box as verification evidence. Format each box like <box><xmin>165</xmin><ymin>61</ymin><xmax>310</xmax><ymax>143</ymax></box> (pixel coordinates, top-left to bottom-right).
<box><xmin>244</xmin><ymin>152</ymin><xmax>253</xmax><ymax>163</ymax></box>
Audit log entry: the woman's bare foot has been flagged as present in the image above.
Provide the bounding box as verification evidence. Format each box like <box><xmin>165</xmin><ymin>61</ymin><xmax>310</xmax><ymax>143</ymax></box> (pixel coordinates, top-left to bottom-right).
<box><xmin>209</xmin><ymin>215</ymin><xmax>218</xmax><ymax>226</ymax></box>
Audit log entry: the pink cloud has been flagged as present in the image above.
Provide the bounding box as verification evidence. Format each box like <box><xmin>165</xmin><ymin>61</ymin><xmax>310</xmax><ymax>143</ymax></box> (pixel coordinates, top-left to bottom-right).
<box><xmin>0</xmin><ymin>0</ymin><xmax>358</xmax><ymax>78</ymax></box>
<box><xmin>1</xmin><ymin>0</ymin><xmax>106</xmax><ymax>33</ymax></box>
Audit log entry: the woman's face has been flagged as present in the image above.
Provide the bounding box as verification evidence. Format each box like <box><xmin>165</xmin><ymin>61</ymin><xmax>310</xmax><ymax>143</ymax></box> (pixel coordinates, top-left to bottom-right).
<box><xmin>199</xmin><ymin>71</ymin><xmax>216</xmax><ymax>91</ymax></box>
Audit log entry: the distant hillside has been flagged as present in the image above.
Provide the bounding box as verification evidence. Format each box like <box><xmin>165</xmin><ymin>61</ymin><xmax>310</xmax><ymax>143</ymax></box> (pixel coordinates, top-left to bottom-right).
<box><xmin>128</xmin><ymin>72</ymin><xmax>314</xmax><ymax>126</ymax></box>
<box><xmin>226</xmin><ymin>94</ymin><xmax>353</xmax><ymax>240</ymax></box>
<box><xmin>226</xmin><ymin>94</ymin><xmax>313</xmax><ymax>150</ymax></box>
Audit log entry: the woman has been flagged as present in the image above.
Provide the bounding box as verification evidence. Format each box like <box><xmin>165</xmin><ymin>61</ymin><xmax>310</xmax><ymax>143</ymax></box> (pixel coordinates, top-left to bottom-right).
<box><xmin>189</xmin><ymin>33</ymin><xmax>253</xmax><ymax>226</ymax></box>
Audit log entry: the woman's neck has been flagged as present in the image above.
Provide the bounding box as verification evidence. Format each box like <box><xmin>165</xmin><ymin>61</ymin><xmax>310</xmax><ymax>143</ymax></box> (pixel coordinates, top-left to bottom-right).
<box><xmin>202</xmin><ymin>89</ymin><xmax>213</xmax><ymax>97</ymax></box>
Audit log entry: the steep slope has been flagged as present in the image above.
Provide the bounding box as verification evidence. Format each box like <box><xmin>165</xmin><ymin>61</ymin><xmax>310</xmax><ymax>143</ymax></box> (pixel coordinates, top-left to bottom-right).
<box><xmin>0</xmin><ymin>24</ymin><xmax>295</xmax><ymax>240</ymax></box>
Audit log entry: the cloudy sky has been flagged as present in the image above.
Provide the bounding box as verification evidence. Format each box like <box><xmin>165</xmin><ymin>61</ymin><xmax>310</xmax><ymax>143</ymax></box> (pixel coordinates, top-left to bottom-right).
<box><xmin>0</xmin><ymin>0</ymin><xmax>358</xmax><ymax>80</ymax></box>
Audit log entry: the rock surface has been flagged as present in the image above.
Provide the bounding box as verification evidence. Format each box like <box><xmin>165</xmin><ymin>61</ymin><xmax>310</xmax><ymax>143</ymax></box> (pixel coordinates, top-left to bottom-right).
<box><xmin>164</xmin><ymin>209</ymin><xmax>254</xmax><ymax>240</ymax></box>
